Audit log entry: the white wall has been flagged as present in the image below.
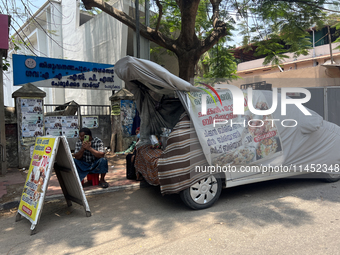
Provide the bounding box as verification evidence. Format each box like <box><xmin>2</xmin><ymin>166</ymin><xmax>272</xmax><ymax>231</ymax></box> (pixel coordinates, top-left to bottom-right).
<box><xmin>43</xmin><ymin>2</ymin><xmax>65</xmax><ymax>104</ymax></box>
<box><xmin>61</xmin><ymin>0</ymin><xmax>128</xmax><ymax>106</ymax></box>
<box><xmin>3</xmin><ymin>0</ymin><xmax>149</xmax><ymax>107</ymax></box>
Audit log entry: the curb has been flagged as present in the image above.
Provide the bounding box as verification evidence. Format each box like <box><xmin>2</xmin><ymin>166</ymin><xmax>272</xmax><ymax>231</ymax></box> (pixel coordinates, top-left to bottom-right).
<box><xmin>0</xmin><ymin>181</ymin><xmax>149</xmax><ymax>211</ymax></box>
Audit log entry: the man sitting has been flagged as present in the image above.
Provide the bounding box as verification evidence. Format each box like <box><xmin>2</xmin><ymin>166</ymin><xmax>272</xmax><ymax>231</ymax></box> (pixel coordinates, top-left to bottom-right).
<box><xmin>73</xmin><ymin>128</ymin><xmax>109</xmax><ymax>188</ymax></box>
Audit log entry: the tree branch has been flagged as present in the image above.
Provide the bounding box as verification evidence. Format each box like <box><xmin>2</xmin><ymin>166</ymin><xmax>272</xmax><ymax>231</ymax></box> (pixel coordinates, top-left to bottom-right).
<box><xmin>199</xmin><ymin>21</ymin><xmax>229</xmax><ymax>55</ymax></box>
<box><xmin>155</xmin><ymin>0</ymin><xmax>163</xmax><ymax>32</ymax></box>
<box><xmin>278</xmin><ymin>0</ymin><xmax>340</xmax><ymax>13</ymax></box>
<box><xmin>81</xmin><ymin>0</ymin><xmax>177</xmax><ymax>53</ymax></box>
<box><xmin>210</xmin><ymin>0</ymin><xmax>222</xmax><ymax>27</ymax></box>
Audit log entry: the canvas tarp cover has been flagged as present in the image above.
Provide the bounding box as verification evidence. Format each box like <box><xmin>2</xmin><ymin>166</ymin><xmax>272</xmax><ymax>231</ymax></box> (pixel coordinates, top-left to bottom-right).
<box><xmin>115</xmin><ymin>56</ymin><xmax>200</xmax><ymax>148</ymax></box>
<box><xmin>115</xmin><ymin>56</ymin><xmax>340</xmax><ymax>193</ymax></box>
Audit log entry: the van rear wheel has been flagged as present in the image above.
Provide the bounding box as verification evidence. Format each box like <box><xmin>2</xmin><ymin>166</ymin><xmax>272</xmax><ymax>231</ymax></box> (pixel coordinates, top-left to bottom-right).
<box><xmin>180</xmin><ymin>175</ymin><xmax>222</xmax><ymax>210</ymax></box>
<box><xmin>322</xmin><ymin>173</ymin><xmax>340</xmax><ymax>183</ymax></box>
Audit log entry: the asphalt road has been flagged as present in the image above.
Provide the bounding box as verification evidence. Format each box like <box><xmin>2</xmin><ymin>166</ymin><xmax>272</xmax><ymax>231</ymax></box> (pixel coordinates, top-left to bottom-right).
<box><xmin>1</xmin><ymin>177</ymin><xmax>340</xmax><ymax>254</ymax></box>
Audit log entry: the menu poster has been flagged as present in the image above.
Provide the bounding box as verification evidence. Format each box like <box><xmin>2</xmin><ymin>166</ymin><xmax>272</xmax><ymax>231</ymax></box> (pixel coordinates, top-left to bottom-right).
<box><xmin>188</xmin><ymin>89</ymin><xmax>283</xmax><ymax>166</ymax></box>
<box><xmin>18</xmin><ymin>137</ymin><xmax>56</xmax><ymax>223</ymax></box>
<box><xmin>82</xmin><ymin>116</ymin><xmax>98</xmax><ymax>129</ymax></box>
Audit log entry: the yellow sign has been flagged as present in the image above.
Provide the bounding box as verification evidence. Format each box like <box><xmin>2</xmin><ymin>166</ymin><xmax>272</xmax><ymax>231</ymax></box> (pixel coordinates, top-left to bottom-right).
<box><xmin>18</xmin><ymin>137</ymin><xmax>56</xmax><ymax>222</ymax></box>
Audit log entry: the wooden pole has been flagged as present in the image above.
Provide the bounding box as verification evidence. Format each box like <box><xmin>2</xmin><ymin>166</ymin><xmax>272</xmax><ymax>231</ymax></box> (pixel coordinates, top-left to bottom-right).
<box><xmin>145</xmin><ymin>0</ymin><xmax>150</xmax><ymax>60</ymax></box>
<box><xmin>328</xmin><ymin>26</ymin><xmax>334</xmax><ymax>64</ymax></box>
<box><xmin>135</xmin><ymin>0</ymin><xmax>140</xmax><ymax>58</ymax></box>
<box><xmin>0</xmin><ymin>53</ymin><xmax>7</xmax><ymax>175</ymax></box>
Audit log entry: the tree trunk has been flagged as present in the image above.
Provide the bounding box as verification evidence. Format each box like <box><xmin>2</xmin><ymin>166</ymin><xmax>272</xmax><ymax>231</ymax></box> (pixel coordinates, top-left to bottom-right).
<box><xmin>81</xmin><ymin>0</ymin><xmax>229</xmax><ymax>82</ymax></box>
<box><xmin>177</xmin><ymin>50</ymin><xmax>200</xmax><ymax>82</ymax></box>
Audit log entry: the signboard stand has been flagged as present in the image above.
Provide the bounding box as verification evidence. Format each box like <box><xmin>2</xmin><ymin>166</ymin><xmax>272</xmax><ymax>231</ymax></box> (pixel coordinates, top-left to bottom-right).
<box><xmin>15</xmin><ymin>136</ymin><xmax>91</xmax><ymax>235</ymax></box>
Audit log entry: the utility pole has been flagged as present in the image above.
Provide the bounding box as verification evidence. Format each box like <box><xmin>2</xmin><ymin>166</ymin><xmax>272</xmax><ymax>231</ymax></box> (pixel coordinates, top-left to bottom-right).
<box><xmin>145</xmin><ymin>0</ymin><xmax>150</xmax><ymax>60</ymax></box>
<box><xmin>328</xmin><ymin>26</ymin><xmax>334</xmax><ymax>64</ymax></box>
<box><xmin>0</xmin><ymin>54</ymin><xmax>6</xmax><ymax>175</ymax></box>
<box><xmin>135</xmin><ymin>0</ymin><xmax>140</xmax><ymax>58</ymax></box>
<box><xmin>0</xmin><ymin>14</ymin><xmax>10</xmax><ymax>176</ymax></box>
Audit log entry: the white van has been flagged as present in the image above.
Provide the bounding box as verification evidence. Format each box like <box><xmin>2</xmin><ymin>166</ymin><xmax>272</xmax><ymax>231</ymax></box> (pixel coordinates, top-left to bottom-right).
<box><xmin>115</xmin><ymin>56</ymin><xmax>340</xmax><ymax>210</ymax></box>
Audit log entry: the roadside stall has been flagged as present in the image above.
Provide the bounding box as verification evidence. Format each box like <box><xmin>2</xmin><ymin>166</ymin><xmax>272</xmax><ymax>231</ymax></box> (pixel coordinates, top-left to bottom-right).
<box><xmin>115</xmin><ymin>56</ymin><xmax>340</xmax><ymax>210</ymax></box>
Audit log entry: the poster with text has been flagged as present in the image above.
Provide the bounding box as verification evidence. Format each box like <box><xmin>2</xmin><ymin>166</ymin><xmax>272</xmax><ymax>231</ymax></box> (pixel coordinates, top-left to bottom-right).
<box><xmin>121</xmin><ymin>100</ymin><xmax>136</xmax><ymax>137</ymax></box>
<box><xmin>62</xmin><ymin>126</ymin><xmax>79</xmax><ymax>138</ymax></box>
<box><xmin>44</xmin><ymin>116</ymin><xmax>62</xmax><ymax>128</ymax></box>
<box><xmin>22</xmin><ymin>123</ymin><xmax>44</xmax><ymax>137</ymax></box>
<box><xmin>45</xmin><ymin>116</ymin><xmax>78</xmax><ymax>137</ymax></box>
<box><xmin>82</xmin><ymin>116</ymin><xmax>98</xmax><ymax>129</ymax></box>
<box><xmin>45</xmin><ymin>127</ymin><xmax>63</xmax><ymax>136</ymax></box>
<box><xmin>20</xmin><ymin>98</ymin><xmax>44</xmax><ymax>138</ymax></box>
<box><xmin>18</xmin><ymin>137</ymin><xmax>56</xmax><ymax>224</ymax></box>
<box><xmin>188</xmin><ymin>89</ymin><xmax>283</xmax><ymax>166</ymax></box>
<box><xmin>21</xmin><ymin>98</ymin><xmax>43</xmax><ymax>114</ymax></box>
<box><xmin>61</xmin><ymin>116</ymin><xmax>78</xmax><ymax>128</ymax></box>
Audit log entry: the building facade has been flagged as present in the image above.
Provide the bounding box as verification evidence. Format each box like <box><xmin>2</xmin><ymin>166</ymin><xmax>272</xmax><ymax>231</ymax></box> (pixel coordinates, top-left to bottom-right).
<box><xmin>232</xmin><ymin>29</ymin><xmax>340</xmax><ymax>88</ymax></box>
<box><xmin>3</xmin><ymin>0</ymin><xmax>179</xmax><ymax>107</ymax></box>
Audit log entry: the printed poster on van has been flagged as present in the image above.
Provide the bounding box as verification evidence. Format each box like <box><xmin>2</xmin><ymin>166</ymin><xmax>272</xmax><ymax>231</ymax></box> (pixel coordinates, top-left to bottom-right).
<box><xmin>188</xmin><ymin>89</ymin><xmax>283</xmax><ymax>166</ymax></box>
<box><xmin>17</xmin><ymin>137</ymin><xmax>57</xmax><ymax>224</ymax></box>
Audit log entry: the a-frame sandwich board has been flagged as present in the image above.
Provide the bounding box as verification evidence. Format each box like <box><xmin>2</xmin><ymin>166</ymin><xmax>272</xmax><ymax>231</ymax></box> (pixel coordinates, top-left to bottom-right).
<box><xmin>15</xmin><ymin>136</ymin><xmax>91</xmax><ymax>235</ymax></box>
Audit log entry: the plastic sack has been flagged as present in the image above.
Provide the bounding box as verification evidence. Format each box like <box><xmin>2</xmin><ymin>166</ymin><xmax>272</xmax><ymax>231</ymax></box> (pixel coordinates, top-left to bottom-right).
<box><xmin>150</xmin><ymin>135</ymin><xmax>159</xmax><ymax>145</ymax></box>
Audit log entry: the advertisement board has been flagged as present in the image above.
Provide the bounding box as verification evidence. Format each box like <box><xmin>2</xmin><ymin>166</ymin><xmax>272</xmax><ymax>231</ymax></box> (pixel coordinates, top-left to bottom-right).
<box><xmin>12</xmin><ymin>54</ymin><xmax>120</xmax><ymax>91</ymax></box>
<box><xmin>188</xmin><ymin>89</ymin><xmax>283</xmax><ymax>166</ymax></box>
<box><xmin>16</xmin><ymin>136</ymin><xmax>91</xmax><ymax>234</ymax></box>
<box><xmin>18</xmin><ymin>137</ymin><xmax>57</xmax><ymax>224</ymax></box>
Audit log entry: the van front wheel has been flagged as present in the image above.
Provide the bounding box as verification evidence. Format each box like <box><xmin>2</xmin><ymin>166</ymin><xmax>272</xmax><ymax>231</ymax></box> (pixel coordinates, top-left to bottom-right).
<box><xmin>180</xmin><ymin>175</ymin><xmax>222</xmax><ymax>210</ymax></box>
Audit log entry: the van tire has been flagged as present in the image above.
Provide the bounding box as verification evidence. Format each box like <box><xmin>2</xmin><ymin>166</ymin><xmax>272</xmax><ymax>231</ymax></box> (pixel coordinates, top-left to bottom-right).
<box><xmin>322</xmin><ymin>173</ymin><xmax>340</xmax><ymax>183</ymax></box>
<box><xmin>180</xmin><ymin>175</ymin><xmax>222</xmax><ymax>210</ymax></box>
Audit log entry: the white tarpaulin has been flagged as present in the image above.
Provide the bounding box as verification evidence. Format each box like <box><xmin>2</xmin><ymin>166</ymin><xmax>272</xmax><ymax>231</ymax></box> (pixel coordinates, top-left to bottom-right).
<box><xmin>115</xmin><ymin>56</ymin><xmax>340</xmax><ymax>171</ymax></box>
<box><xmin>261</xmin><ymin>91</ymin><xmax>340</xmax><ymax>169</ymax></box>
<box><xmin>115</xmin><ymin>56</ymin><xmax>201</xmax><ymax>93</ymax></box>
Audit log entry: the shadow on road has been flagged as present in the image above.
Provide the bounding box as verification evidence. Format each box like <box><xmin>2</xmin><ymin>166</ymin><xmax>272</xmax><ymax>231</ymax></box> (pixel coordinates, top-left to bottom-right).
<box><xmin>1</xmin><ymin>177</ymin><xmax>339</xmax><ymax>253</ymax></box>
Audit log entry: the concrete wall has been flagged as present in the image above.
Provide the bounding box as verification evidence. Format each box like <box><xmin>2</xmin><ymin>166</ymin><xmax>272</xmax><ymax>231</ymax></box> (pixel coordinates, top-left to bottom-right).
<box><xmin>231</xmin><ymin>64</ymin><xmax>340</xmax><ymax>88</ymax></box>
<box><xmin>238</xmin><ymin>43</ymin><xmax>340</xmax><ymax>73</ymax></box>
<box><xmin>234</xmin><ymin>42</ymin><xmax>340</xmax><ymax>88</ymax></box>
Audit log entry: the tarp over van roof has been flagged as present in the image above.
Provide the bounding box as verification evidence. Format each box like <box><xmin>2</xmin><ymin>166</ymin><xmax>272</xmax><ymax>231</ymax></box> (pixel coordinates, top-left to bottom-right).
<box><xmin>115</xmin><ymin>56</ymin><xmax>200</xmax><ymax>94</ymax></box>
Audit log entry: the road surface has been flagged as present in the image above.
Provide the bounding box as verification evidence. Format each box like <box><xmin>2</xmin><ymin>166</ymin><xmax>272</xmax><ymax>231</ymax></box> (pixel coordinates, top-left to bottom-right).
<box><xmin>1</xmin><ymin>177</ymin><xmax>340</xmax><ymax>254</ymax></box>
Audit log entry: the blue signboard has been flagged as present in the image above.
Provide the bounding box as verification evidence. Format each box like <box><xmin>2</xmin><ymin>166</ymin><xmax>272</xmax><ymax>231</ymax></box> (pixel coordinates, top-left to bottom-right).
<box><xmin>12</xmin><ymin>54</ymin><xmax>120</xmax><ymax>90</ymax></box>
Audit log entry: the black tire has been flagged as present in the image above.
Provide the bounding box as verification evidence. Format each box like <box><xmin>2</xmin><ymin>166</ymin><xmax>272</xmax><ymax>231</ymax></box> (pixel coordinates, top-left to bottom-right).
<box><xmin>180</xmin><ymin>175</ymin><xmax>222</xmax><ymax>210</ymax></box>
<box><xmin>322</xmin><ymin>173</ymin><xmax>340</xmax><ymax>183</ymax></box>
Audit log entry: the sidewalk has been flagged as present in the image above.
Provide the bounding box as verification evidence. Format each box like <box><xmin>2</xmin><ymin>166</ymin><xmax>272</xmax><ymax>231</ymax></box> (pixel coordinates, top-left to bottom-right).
<box><xmin>0</xmin><ymin>153</ymin><xmax>144</xmax><ymax>210</ymax></box>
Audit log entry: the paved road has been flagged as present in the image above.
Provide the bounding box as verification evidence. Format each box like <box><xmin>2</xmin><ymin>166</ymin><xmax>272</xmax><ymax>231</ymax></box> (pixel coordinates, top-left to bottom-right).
<box><xmin>1</xmin><ymin>177</ymin><xmax>340</xmax><ymax>254</ymax></box>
